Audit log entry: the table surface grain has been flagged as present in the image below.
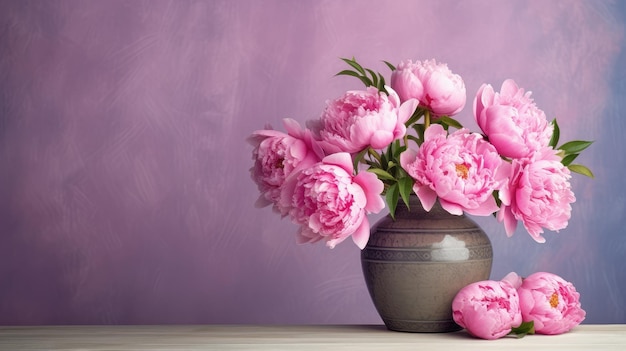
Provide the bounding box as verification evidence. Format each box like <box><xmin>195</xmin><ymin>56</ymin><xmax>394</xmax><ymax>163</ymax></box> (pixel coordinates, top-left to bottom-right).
<box><xmin>0</xmin><ymin>324</ymin><xmax>624</xmax><ymax>350</ymax></box>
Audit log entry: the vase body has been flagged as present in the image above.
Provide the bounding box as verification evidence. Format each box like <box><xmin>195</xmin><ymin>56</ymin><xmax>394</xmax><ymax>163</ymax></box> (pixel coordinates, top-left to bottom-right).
<box><xmin>361</xmin><ymin>196</ymin><xmax>493</xmax><ymax>332</ymax></box>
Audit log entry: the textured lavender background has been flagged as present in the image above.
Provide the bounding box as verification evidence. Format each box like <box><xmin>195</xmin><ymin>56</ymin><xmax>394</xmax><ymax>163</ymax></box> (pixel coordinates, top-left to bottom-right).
<box><xmin>0</xmin><ymin>0</ymin><xmax>624</xmax><ymax>325</ymax></box>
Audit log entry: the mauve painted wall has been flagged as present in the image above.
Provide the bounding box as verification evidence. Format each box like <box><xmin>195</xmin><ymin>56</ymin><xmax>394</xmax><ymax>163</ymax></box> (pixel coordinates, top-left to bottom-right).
<box><xmin>0</xmin><ymin>0</ymin><xmax>625</xmax><ymax>325</ymax></box>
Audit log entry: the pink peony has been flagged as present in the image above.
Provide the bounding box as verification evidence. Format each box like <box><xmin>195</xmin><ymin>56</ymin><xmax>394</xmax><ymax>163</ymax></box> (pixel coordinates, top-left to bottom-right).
<box><xmin>400</xmin><ymin>124</ymin><xmax>505</xmax><ymax>216</ymax></box>
<box><xmin>248</xmin><ymin>118</ymin><xmax>323</xmax><ymax>215</ymax></box>
<box><xmin>313</xmin><ymin>86</ymin><xmax>418</xmax><ymax>154</ymax></box>
<box><xmin>281</xmin><ymin>152</ymin><xmax>385</xmax><ymax>249</ymax></box>
<box><xmin>452</xmin><ymin>280</ymin><xmax>523</xmax><ymax>340</ymax></box>
<box><xmin>497</xmin><ymin>147</ymin><xmax>575</xmax><ymax>243</ymax></box>
<box><xmin>473</xmin><ymin>79</ymin><xmax>553</xmax><ymax>159</ymax></box>
<box><xmin>517</xmin><ymin>272</ymin><xmax>586</xmax><ymax>335</ymax></box>
<box><xmin>390</xmin><ymin>59</ymin><xmax>466</xmax><ymax>116</ymax></box>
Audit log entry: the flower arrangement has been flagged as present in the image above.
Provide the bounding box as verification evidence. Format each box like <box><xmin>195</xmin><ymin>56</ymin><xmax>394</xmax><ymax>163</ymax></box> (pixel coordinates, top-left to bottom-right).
<box><xmin>248</xmin><ymin>57</ymin><xmax>593</xmax><ymax>249</ymax></box>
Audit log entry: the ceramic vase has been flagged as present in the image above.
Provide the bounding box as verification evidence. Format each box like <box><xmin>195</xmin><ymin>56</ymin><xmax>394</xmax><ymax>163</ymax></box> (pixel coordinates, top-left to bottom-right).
<box><xmin>361</xmin><ymin>195</ymin><xmax>493</xmax><ymax>332</ymax></box>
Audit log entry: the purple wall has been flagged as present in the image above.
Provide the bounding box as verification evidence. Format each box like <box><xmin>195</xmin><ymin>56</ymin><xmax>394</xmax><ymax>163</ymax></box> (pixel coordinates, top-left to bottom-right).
<box><xmin>1</xmin><ymin>0</ymin><xmax>624</xmax><ymax>324</ymax></box>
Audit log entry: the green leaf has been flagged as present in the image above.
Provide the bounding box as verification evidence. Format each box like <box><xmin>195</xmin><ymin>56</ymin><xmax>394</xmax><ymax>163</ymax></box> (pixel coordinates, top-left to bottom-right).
<box><xmin>405</xmin><ymin>107</ymin><xmax>425</xmax><ymax>126</ymax></box>
<box><xmin>392</xmin><ymin>144</ymin><xmax>407</xmax><ymax>158</ymax></box>
<box><xmin>436</xmin><ymin>116</ymin><xmax>463</xmax><ymax>129</ymax></box>
<box><xmin>385</xmin><ymin>183</ymin><xmax>399</xmax><ymax>220</ymax></box>
<box><xmin>568</xmin><ymin>164</ymin><xmax>595</xmax><ymax>178</ymax></box>
<box><xmin>389</xmin><ymin>139</ymin><xmax>399</xmax><ymax>158</ymax></box>
<box><xmin>367</xmin><ymin>168</ymin><xmax>396</xmax><ymax>180</ymax></box>
<box><xmin>407</xmin><ymin>134</ymin><xmax>420</xmax><ymax>145</ymax></box>
<box><xmin>356</xmin><ymin>75</ymin><xmax>374</xmax><ymax>87</ymax></box>
<box><xmin>412</xmin><ymin>124</ymin><xmax>426</xmax><ymax>145</ymax></box>
<box><xmin>510</xmin><ymin>321</ymin><xmax>535</xmax><ymax>338</ymax></box>
<box><xmin>383</xmin><ymin>60</ymin><xmax>396</xmax><ymax>71</ymax></box>
<box><xmin>386</xmin><ymin>161</ymin><xmax>398</xmax><ymax>173</ymax></box>
<box><xmin>335</xmin><ymin>69</ymin><xmax>360</xmax><ymax>77</ymax></box>
<box><xmin>352</xmin><ymin>148</ymin><xmax>369</xmax><ymax>173</ymax></box>
<box><xmin>561</xmin><ymin>153</ymin><xmax>579</xmax><ymax>166</ymax></box>
<box><xmin>367</xmin><ymin>147</ymin><xmax>382</xmax><ymax>164</ymax></box>
<box><xmin>492</xmin><ymin>190</ymin><xmax>502</xmax><ymax>208</ymax></box>
<box><xmin>335</xmin><ymin>69</ymin><xmax>373</xmax><ymax>87</ymax></box>
<box><xmin>549</xmin><ymin>118</ymin><xmax>560</xmax><ymax>148</ymax></box>
<box><xmin>340</xmin><ymin>57</ymin><xmax>366</xmax><ymax>75</ymax></box>
<box><xmin>378</xmin><ymin>73</ymin><xmax>387</xmax><ymax>91</ymax></box>
<box><xmin>558</xmin><ymin>140</ymin><xmax>593</xmax><ymax>155</ymax></box>
<box><xmin>398</xmin><ymin>177</ymin><xmax>414</xmax><ymax>210</ymax></box>
<box><xmin>366</xmin><ymin>68</ymin><xmax>379</xmax><ymax>88</ymax></box>
<box><xmin>380</xmin><ymin>151</ymin><xmax>388</xmax><ymax>170</ymax></box>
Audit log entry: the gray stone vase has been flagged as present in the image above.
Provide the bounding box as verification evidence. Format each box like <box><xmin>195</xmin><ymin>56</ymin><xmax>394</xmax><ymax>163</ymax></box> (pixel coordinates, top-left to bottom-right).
<box><xmin>361</xmin><ymin>195</ymin><xmax>493</xmax><ymax>332</ymax></box>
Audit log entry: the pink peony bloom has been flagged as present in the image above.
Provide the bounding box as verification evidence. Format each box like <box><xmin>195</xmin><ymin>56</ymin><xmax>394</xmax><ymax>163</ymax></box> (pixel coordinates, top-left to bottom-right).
<box><xmin>497</xmin><ymin>147</ymin><xmax>575</xmax><ymax>243</ymax></box>
<box><xmin>248</xmin><ymin>118</ymin><xmax>323</xmax><ymax>215</ymax></box>
<box><xmin>517</xmin><ymin>272</ymin><xmax>586</xmax><ymax>335</ymax></box>
<box><xmin>390</xmin><ymin>59</ymin><xmax>466</xmax><ymax>116</ymax></box>
<box><xmin>314</xmin><ymin>86</ymin><xmax>418</xmax><ymax>154</ymax></box>
<box><xmin>281</xmin><ymin>152</ymin><xmax>385</xmax><ymax>249</ymax></box>
<box><xmin>452</xmin><ymin>280</ymin><xmax>523</xmax><ymax>340</ymax></box>
<box><xmin>474</xmin><ymin>79</ymin><xmax>553</xmax><ymax>159</ymax></box>
<box><xmin>400</xmin><ymin>124</ymin><xmax>505</xmax><ymax>216</ymax></box>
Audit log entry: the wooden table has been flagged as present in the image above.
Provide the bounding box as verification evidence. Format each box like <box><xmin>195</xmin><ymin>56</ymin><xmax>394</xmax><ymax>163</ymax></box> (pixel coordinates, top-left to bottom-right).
<box><xmin>0</xmin><ymin>324</ymin><xmax>624</xmax><ymax>350</ymax></box>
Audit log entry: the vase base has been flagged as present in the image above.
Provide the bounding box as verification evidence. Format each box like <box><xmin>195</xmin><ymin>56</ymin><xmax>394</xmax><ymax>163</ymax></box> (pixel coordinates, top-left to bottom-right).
<box><xmin>382</xmin><ymin>318</ymin><xmax>462</xmax><ymax>333</ymax></box>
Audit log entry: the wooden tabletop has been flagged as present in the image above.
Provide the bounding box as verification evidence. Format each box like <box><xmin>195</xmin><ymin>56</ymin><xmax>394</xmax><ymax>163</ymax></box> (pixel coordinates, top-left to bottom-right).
<box><xmin>0</xmin><ymin>324</ymin><xmax>624</xmax><ymax>350</ymax></box>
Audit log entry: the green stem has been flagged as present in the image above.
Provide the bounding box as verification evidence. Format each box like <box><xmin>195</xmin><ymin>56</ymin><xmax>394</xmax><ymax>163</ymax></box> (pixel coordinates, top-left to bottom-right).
<box><xmin>424</xmin><ymin>110</ymin><xmax>431</xmax><ymax>129</ymax></box>
<box><xmin>367</xmin><ymin>147</ymin><xmax>382</xmax><ymax>164</ymax></box>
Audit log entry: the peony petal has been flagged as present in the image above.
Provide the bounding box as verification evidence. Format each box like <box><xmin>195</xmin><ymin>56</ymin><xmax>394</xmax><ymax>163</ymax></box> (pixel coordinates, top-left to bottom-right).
<box><xmin>439</xmin><ymin>199</ymin><xmax>463</xmax><ymax>216</ymax></box>
<box><xmin>399</xmin><ymin>148</ymin><xmax>418</xmax><ymax>171</ymax></box>
<box><xmin>296</xmin><ymin>226</ymin><xmax>323</xmax><ymax>244</ymax></box>
<box><xmin>353</xmin><ymin>172</ymin><xmax>385</xmax><ymax>213</ymax></box>
<box><xmin>384</xmin><ymin>85</ymin><xmax>401</xmax><ymax>107</ymax></box>
<box><xmin>390</xmin><ymin>68</ymin><xmax>424</xmax><ymax>102</ymax></box>
<box><xmin>527</xmin><ymin>228</ymin><xmax>547</xmax><ymax>243</ymax></box>
<box><xmin>325</xmin><ymin>236</ymin><xmax>348</xmax><ymax>249</ymax></box>
<box><xmin>351</xmin><ymin>217</ymin><xmax>371</xmax><ymax>249</ymax></box>
<box><xmin>347</xmin><ymin>182</ymin><xmax>367</xmax><ymax>209</ymax></box>
<box><xmin>500</xmin><ymin>79</ymin><xmax>520</xmax><ymax>97</ymax></box>
<box><xmin>319</xmin><ymin>139</ymin><xmax>347</xmax><ymax>155</ymax></box>
<box><xmin>484</xmin><ymin>105</ymin><xmax>517</xmax><ymax>131</ymax></box>
<box><xmin>499</xmin><ymin>206</ymin><xmax>518</xmax><ymax>237</ymax></box>
<box><xmin>249</xmin><ymin>128</ymin><xmax>286</xmax><ymax>139</ymax></box>
<box><xmin>475</xmin><ymin>84</ymin><xmax>495</xmax><ymax>130</ymax></box>
<box><xmin>489</xmin><ymin>133</ymin><xmax>528</xmax><ymax>159</ymax></box>
<box><xmin>464</xmin><ymin>196</ymin><xmax>499</xmax><ymax>216</ymax></box>
<box><xmin>282</xmin><ymin>118</ymin><xmax>303</xmax><ymax>138</ymax></box>
<box><xmin>501</xmin><ymin>272</ymin><xmax>522</xmax><ymax>289</ymax></box>
<box><xmin>415</xmin><ymin>184</ymin><xmax>437</xmax><ymax>211</ymax></box>
<box><xmin>495</xmin><ymin>162</ymin><xmax>513</xmax><ymax>189</ymax></box>
<box><xmin>254</xmin><ymin>194</ymin><xmax>273</xmax><ymax>208</ymax></box>
<box><xmin>473</xmin><ymin>84</ymin><xmax>487</xmax><ymax>127</ymax></box>
<box><xmin>287</xmin><ymin>139</ymin><xmax>308</xmax><ymax>160</ymax></box>
<box><xmin>397</xmin><ymin>98</ymin><xmax>419</xmax><ymax>125</ymax></box>
<box><xmin>246</xmin><ymin>129</ymin><xmax>287</xmax><ymax>148</ymax></box>
<box><xmin>424</xmin><ymin>123</ymin><xmax>446</xmax><ymax>140</ymax></box>
<box><xmin>278</xmin><ymin>172</ymin><xmax>299</xmax><ymax>215</ymax></box>
<box><xmin>322</xmin><ymin>152</ymin><xmax>353</xmax><ymax>175</ymax></box>
<box><xmin>370</xmin><ymin>130</ymin><xmax>394</xmax><ymax>149</ymax></box>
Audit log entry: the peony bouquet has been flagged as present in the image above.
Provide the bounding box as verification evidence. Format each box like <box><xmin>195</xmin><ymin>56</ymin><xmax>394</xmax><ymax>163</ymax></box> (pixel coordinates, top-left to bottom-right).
<box><xmin>248</xmin><ymin>57</ymin><xmax>593</xmax><ymax>249</ymax></box>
